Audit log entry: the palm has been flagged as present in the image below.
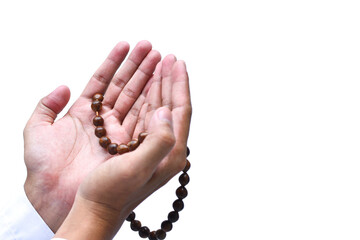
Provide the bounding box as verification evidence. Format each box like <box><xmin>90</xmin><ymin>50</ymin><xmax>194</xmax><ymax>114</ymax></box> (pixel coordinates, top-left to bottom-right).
<box><xmin>77</xmin><ymin>54</ymin><xmax>192</xmax><ymax>217</ymax></box>
<box><xmin>24</xmin><ymin>41</ymin><xmax>191</xmax><ymax>232</ymax></box>
<box><xmin>25</xmin><ymin>99</ymin><xmax>135</xmax><ymax>200</ymax></box>
<box><xmin>24</xmin><ymin>41</ymin><xmax>164</xmax><ymax>231</ymax></box>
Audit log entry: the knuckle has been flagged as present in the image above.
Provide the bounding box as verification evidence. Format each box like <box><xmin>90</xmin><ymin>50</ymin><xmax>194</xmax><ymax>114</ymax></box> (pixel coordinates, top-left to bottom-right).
<box><xmin>123</xmin><ymin>87</ymin><xmax>137</xmax><ymax>100</ymax></box>
<box><xmin>138</xmin><ymin>66</ymin><xmax>153</xmax><ymax>78</ymax></box>
<box><xmin>112</xmin><ymin>77</ymin><xmax>127</xmax><ymax>89</ymax></box>
<box><xmin>173</xmin><ymin>146</ymin><xmax>187</xmax><ymax>170</ymax></box>
<box><xmin>184</xmin><ymin>104</ymin><xmax>192</xmax><ymax>116</ymax></box>
<box><xmin>147</xmin><ymin>103</ymin><xmax>154</xmax><ymax>112</ymax></box>
<box><xmin>162</xmin><ymin>100</ymin><xmax>172</xmax><ymax>110</ymax></box>
<box><xmin>158</xmin><ymin>129</ymin><xmax>176</xmax><ymax>147</ymax></box>
<box><xmin>129</xmin><ymin>106</ymin><xmax>141</xmax><ymax>117</ymax></box>
<box><xmin>92</xmin><ymin>73</ymin><xmax>108</xmax><ymax>84</ymax></box>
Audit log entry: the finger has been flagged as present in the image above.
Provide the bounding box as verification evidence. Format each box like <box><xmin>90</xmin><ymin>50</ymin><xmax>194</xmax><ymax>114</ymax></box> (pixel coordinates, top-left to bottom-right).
<box><xmin>27</xmin><ymin>85</ymin><xmax>71</xmax><ymax>126</ymax></box>
<box><xmin>171</xmin><ymin>61</ymin><xmax>192</xmax><ymax>150</ymax></box>
<box><xmin>102</xmin><ymin>40</ymin><xmax>152</xmax><ymax>109</ymax></box>
<box><xmin>121</xmin><ymin>92</ymin><xmax>147</xmax><ymax>138</ymax></box>
<box><xmin>161</xmin><ymin>55</ymin><xmax>177</xmax><ymax>109</ymax></box>
<box><xmin>128</xmin><ymin>107</ymin><xmax>175</xmax><ymax>177</ymax></box>
<box><xmin>112</xmin><ymin>49</ymin><xmax>161</xmax><ymax>121</ymax></box>
<box><xmin>121</xmin><ymin>63</ymin><xmax>157</xmax><ymax>136</ymax></box>
<box><xmin>132</xmin><ymin>102</ymin><xmax>148</xmax><ymax>139</ymax></box>
<box><xmin>81</xmin><ymin>42</ymin><xmax>130</xmax><ymax>98</ymax></box>
<box><xmin>144</xmin><ymin>61</ymin><xmax>192</xmax><ymax>184</ymax></box>
<box><xmin>146</xmin><ymin>61</ymin><xmax>192</xmax><ymax>183</ymax></box>
<box><xmin>144</xmin><ymin>62</ymin><xmax>162</xmax><ymax>130</ymax></box>
<box><xmin>145</xmin><ymin>155</ymin><xmax>188</xmax><ymax>193</ymax></box>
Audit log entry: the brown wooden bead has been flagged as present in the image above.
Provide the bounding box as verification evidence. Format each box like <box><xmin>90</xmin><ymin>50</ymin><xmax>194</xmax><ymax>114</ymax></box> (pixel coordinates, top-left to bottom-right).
<box><xmin>117</xmin><ymin>144</ymin><xmax>130</xmax><ymax>154</ymax></box>
<box><xmin>93</xmin><ymin>116</ymin><xmax>104</xmax><ymax>126</ymax></box>
<box><xmin>138</xmin><ymin>132</ymin><xmax>148</xmax><ymax>143</ymax></box>
<box><xmin>91</xmin><ymin>100</ymin><xmax>102</xmax><ymax>112</ymax></box>
<box><xmin>92</xmin><ymin>93</ymin><xmax>104</xmax><ymax>102</ymax></box>
<box><xmin>161</xmin><ymin>220</ymin><xmax>173</xmax><ymax>232</ymax></box>
<box><xmin>130</xmin><ymin>220</ymin><xmax>142</xmax><ymax>231</ymax></box>
<box><xmin>148</xmin><ymin>231</ymin><xmax>157</xmax><ymax>240</ymax></box>
<box><xmin>107</xmin><ymin>143</ymin><xmax>118</xmax><ymax>155</ymax></box>
<box><xmin>179</xmin><ymin>173</ymin><xmax>190</xmax><ymax>186</ymax></box>
<box><xmin>99</xmin><ymin>136</ymin><xmax>111</xmax><ymax>148</ymax></box>
<box><xmin>126</xmin><ymin>212</ymin><xmax>135</xmax><ymax>221</ymax></box>
<box><xmin>156</xmin><ymin>229</ymin><xmax>166</xmax><ymax>240</ymax></box>
<box><xmin>127</xmin><ymin>139</ymin><xmax>140</xmax><ymax>151</ymax></box>
<box><xmin>186</xmin><ymin>146</ymin><xmax>190</xmax><ymax>157</ymax></box>
<box><xmin>173</xmin><ymin>199</ymin><xmax>184</xmax><ymax>212</ymax></box>
<box><xmin>176</xmin><ymin>186</ymin><xmax>188</xmax><ymax>199</ymax></box>
<box><xmin>139</xmin><ymin>226</ymin><xmax>150</xmax><ymax>238</ymax></box>
<box><xmin>183</xmin><ymin>160</ymin><xmax>191</xmax><ymax>173</ymax></box>
<box><xmin>168</xmin><ymin>211</ymin><xmax>179</xmax><ymax>223</ymax></box>
<box><xmin>95</xmin><ymin>126</ymin><xmax>107</xmax><ymax>138</ymax></box>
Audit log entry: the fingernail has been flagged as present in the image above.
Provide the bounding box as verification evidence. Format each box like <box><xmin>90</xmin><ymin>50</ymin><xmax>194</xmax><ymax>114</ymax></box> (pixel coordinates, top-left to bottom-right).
<box><xmin>157</xmin><ymin>107</ymin><xmax>173</xmax><ymax>127</ymax></box>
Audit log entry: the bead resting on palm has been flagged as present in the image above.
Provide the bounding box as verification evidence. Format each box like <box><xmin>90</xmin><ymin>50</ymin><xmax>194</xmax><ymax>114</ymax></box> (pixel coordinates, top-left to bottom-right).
<box><xmin>91</xmin><ymin>93</ymin><xmax>149</xmax><ymax>155</ymax></box>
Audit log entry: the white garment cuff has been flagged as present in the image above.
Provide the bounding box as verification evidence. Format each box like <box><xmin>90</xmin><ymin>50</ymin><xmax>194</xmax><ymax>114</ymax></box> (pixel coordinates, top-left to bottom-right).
<box><xmin>0</xmin><ymin>189</ymin><xmax>54</xmax><ymax>240</ymax></box>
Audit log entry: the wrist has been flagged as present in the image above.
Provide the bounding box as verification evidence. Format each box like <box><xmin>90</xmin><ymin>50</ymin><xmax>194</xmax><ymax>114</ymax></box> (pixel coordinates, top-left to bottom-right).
<box><xmin>54</xmin><ymin>194</ymin><xmax>126</xmax><ymax>240</ymax></box>
<box><xmin>24</xmin><ymin>177</ymin><xmax>71</xmax><ymax>232</ymax></box>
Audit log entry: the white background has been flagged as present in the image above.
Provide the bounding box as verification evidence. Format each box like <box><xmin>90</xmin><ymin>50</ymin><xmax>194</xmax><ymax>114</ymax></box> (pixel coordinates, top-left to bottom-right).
<box><xmin>0</xmin><ymin>0</ymin><xmax>360</xmax><ymax>239</ymax></box>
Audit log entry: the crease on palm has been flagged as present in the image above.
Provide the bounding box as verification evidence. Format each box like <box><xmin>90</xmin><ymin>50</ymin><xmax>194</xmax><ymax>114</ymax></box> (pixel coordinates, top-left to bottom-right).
<box><xmin>26</xmin><ymin>42</ymin><xmax>190</xmax><ymax>202</ymax></box>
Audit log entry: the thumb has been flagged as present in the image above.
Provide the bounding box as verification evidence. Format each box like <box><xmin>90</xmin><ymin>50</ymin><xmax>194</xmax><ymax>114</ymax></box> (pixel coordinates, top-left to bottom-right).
<box><xmin>131</xmin><ymin>107</ymin><xmax>176</xmax><ymax>174</ymax></box>
<box><xmin>28</xmin><ymin>85</ymin><xmax>71</xmax><ymax>126</ymax></box>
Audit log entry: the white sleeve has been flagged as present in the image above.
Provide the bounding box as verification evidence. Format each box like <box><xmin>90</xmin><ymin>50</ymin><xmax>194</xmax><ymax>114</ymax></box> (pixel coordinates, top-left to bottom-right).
<box><xmin>0</xmin><ymin>189</ymin><xmax>54</xmax><ymax>240</ymax></box>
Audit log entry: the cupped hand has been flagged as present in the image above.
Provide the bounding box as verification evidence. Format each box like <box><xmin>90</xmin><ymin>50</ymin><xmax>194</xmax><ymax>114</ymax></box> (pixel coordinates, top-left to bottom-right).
<box><xmin>24</xmin><ymin>40</ymin><xmax>163</xmax><ymax>232</ymax></box>
<box><xmin>79</xmin><ymin>56</ymin><xmax>191</xmax><ymax>211</ymax></box>
<box><xmin>55</xmin><ymin>57</ymin><xmax>191</xmax><ymax>240</ymax></box>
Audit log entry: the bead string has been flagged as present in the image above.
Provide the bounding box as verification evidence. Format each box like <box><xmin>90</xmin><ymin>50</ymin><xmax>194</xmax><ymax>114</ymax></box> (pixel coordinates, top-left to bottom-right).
<box><xmin>91</xmin><ymin>93</ymin><xmax>191</xmax><ymax>239</ymax></box>
<box><xmin>126</xmin><ymin>155</ymin><xmax>190</xmax><ymax>240</ymax></box>
<box><xmin>91</xmin><ymin>93</ymin><xmax>148</xmax><ymax>155</ymax></box>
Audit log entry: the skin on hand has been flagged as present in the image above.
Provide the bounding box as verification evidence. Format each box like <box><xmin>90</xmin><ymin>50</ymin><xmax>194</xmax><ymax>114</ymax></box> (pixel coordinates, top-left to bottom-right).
<box><xmin>24</xmin><ymin>40</ymin><xmax>160</xmax><ymax>232</ymax></box>
<box><xmin>55</xmin><ymin>106</ymin><xmax>182</xmax><ymax>240</ymax></box>
<box><xmin>23</xmin><ymin>41</ymin><xmax>192</xmax><ymax>234</ymax></box>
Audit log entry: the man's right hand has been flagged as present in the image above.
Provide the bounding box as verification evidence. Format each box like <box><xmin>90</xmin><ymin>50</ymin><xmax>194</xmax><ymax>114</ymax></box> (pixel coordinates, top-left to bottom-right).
<box><xmin>24</xmin><ymin>40</ymin><xmax>162</xmax><ymax>232</ymax></box>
